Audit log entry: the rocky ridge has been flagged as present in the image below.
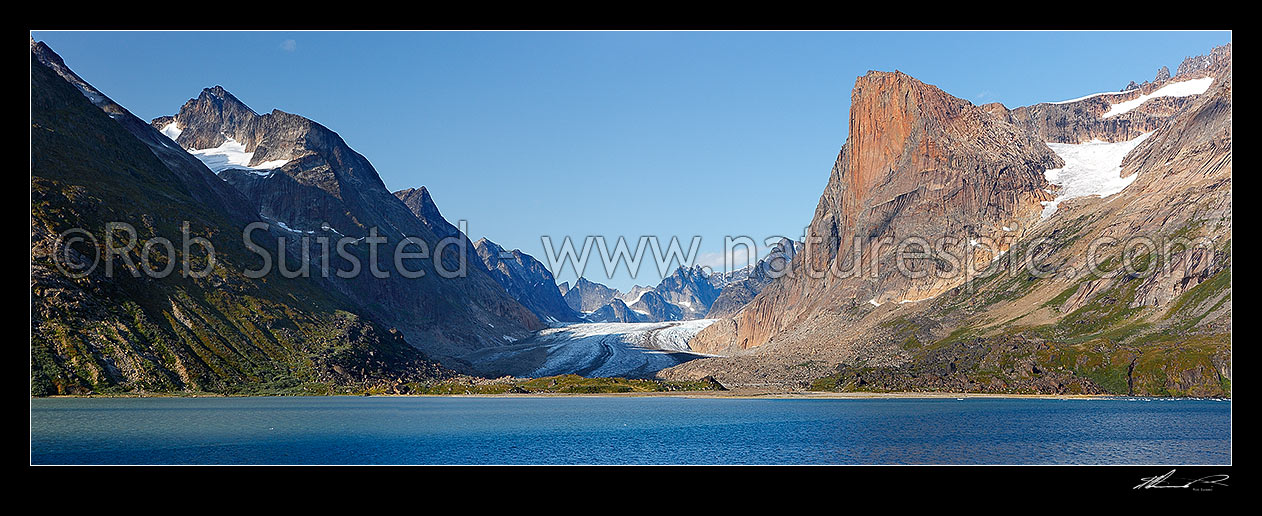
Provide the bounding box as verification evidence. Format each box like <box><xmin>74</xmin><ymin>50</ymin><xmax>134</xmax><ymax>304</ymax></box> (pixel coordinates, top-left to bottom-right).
<box><xmin>151</xmin><ymin>85</ymin><xmax>544</xmax><ymax>364</ymax></box>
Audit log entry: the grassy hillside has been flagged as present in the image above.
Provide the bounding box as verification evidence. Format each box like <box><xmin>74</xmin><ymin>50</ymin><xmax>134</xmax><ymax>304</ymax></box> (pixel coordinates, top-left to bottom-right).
<box><xmin>811</xmin><ymin>232</ymin><xmax>1231</xmax><ymax>397</ymax></box>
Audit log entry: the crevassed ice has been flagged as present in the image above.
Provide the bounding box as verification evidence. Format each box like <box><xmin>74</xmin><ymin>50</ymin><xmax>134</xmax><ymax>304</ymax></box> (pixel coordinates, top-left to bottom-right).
<box><xmin>1102</xmin><ymin>77</ymin><xmax>1214</xmax><ymax>118</ymax></box>
<box><xmin>187</xmin><ymin>136</ymin><xmax>289</xmax><ymax>174</ymax></box>
<box><xmin>1040</xmin><ymin>132</ymin><xmax>1153</xmax><ymax>220</ymax></box>
<box><xmin>496</xmin><ymin>319</ymin><xmax>719</xmax><ymax>377</ymax></box>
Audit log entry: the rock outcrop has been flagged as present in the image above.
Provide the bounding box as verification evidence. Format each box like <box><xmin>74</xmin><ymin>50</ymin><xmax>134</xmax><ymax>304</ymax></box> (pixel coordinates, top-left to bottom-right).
<box><xmin>649</xmin><ymin>265</ymin><xmax>724</xmax><ymax>319</ymax></box>
<box><xmin>474</xmin><ymin>237</ymin><xmax>583</xmax><ymax>323</ymax></box>
<box><xmin>706</xmin><ymin>238</ymin><xmax>802</xmax><ymax>318</ymax></box>
<box><xmin>586</xmin><ymin>298</ymin><xmax>646</xmax><ymax>323</ymax></box>
<box><xmin>628</xmin><ymin>290</ymin><xmax>685</xmax><ymax>322</ymax></box>
<box><xmin>394</xmin><ymin>186</ymin><xmax>462</xmax><ymax>239</ymax></box>
<box><xmin>563</xmin><ymin>277</ymin><xmax>622</xmax><ymax>313</ymax></box>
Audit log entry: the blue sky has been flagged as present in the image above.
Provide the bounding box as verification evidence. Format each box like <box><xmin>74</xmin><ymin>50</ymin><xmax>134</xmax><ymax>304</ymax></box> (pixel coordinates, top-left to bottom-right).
<box><xmin>33</xmin><ymin>30</ymin><xmax>1230</xmax><ymax>291</ymax></box>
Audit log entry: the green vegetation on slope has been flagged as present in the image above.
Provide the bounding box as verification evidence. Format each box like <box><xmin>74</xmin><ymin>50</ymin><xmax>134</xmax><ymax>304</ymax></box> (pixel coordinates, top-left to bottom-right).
<box><xmin>811</xmin><ymin>240</ymin><xmax>1230</xmax><ymax>397</ymax></box>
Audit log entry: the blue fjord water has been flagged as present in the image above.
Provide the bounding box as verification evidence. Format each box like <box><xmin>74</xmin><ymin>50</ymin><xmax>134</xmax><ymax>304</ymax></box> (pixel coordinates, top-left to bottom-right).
<box><xmin>30</xmin><ymin>396</ymin><xmax>1230</xmax><ymax>465</ymax></box>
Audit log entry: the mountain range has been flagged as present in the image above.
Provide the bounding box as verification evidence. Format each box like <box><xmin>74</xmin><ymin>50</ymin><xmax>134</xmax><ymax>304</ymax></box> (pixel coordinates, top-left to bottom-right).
<box><xmin>148</xmin><ymin>79</ymin><xmax>544</xmax><ymax>367</ymax></box>
<box><xmin>31</xmin><ymin>39</ymin><xmax>1231</xmax><ymax>397</ymax></box>
<box><xmin>557</xmin><ymin>244</ymin><xmax>802</xmax><ymax>324</ymax></box>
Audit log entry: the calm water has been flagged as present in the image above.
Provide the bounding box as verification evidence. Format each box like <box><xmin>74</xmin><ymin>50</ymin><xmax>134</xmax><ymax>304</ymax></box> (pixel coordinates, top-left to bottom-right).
<box><xmin>30</xmin><ymin>397</ymin><xmax>1230</xmax><ymax>465</ymax></box>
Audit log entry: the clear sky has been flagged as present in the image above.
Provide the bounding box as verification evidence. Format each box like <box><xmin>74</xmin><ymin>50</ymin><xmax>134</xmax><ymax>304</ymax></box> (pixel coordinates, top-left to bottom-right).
<box><xmin>32</xmin><ymin>30</ymin><xmax>1230</xmax><ymax>291</ymax></box>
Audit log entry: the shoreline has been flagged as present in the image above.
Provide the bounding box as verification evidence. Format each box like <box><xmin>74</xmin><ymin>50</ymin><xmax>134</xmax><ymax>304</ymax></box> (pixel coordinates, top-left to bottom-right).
<box><xmin>33</xmin><ymin>390</ymin><xmax>1230</xmax><ymax>401</ymax></box>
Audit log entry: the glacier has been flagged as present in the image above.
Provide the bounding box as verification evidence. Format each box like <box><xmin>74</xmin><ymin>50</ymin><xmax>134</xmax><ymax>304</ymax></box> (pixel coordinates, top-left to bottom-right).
<box><xmin>461</xmin><ymin>320</ymin><xmax>718</xmax><ymax>378</ymax></box>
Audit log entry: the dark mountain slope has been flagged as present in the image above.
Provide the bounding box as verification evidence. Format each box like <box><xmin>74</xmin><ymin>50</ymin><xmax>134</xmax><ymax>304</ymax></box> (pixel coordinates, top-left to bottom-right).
<box><xmin>151</xmin><ymin>85</ymin><xmax>543</xmax><ymax>363</ymax></box>
<box><xmin>31</xmin><ymin>46</ymin><xmax>449</xmax><ymax>395</ymax></box>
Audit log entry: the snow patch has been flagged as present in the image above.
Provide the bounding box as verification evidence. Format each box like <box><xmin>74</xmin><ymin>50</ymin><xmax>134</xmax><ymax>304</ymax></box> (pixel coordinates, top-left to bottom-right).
<box><xmin>187</xmin><ymin>136</ymin><xmax>289</xmax><ymax>173</ymax></box>
<box><xmin>619</xmin><ymin>289</ymin><xmax>649</xmax><ymax>306</ymax></box>
<box><xmin>160</xmin><ymin>122</ymin><xmax>183</xmax><ymax>141</ymax></box>
<box><xmin>1040</xmin><ymin>132</ymin><xmax>1153</xmax><ymax>219</ymax></box>
<box><xmin>1102</xmin><ymin>77</ymin><xmax>1214</xmax><ymax>118</ymax></box>
<box><xmin>1047</xmin><ymin>89</ymin><xmax>1132</xmax><ymax>105</ymax></box>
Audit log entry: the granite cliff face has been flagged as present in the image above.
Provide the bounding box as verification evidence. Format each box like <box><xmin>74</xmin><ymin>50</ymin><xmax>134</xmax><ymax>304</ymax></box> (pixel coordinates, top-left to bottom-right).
<box><xmin>665</xmin><ymin>48</ymin><xmax>1231</xmax><ymax>397</ymax></box>
<box><xmin>474</xmin><ymin>237</ymin><xmax>583</xmax><ymax>323</ymax></box>
<box><xmin>152</xmin><ymin>86</ymin><xmax>543</xmax><ymax>365</ymax></box>
<box><xmin>687</xmin><ymin>70</ymin><xmax>1060</xmax><ymax>356</ymax></box>
<box><xmin>802</xmin><ymin>68</ymin><xmax>1232</xmax><ymax>396</ymax></box>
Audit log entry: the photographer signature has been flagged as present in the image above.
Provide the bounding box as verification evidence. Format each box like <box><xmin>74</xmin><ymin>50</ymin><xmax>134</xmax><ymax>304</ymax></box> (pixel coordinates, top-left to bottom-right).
<box><xmin>1134</xmin><ymin>469</ymin><xmax>1229</xmax><ymax>491</ymax></box>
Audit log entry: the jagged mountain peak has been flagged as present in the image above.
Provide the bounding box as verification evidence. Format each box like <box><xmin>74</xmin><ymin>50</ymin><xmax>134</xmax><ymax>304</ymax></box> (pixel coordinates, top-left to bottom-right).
<box><xmin>1175</xmin><ymin>43</ymin><xmax>1231</xmax><ymax>77</ymax></box>
<box><xmin>395</xmin><ymin>186</ymin><xmax>440</xmax><ymax>214</ymax></box>
<box><xmin>474</xmin><ymin>236</ymin><xmax>514</xmax><ymax>260</ymax></box>
<box><xmin>31</xmin><ymin>40</ymin><xmax>258</xmax><ymax>222</ymax></box>
<box><xmin>199</xmin><ymin>85</ymin><xmax>252</xmax><ymax>108</ymax></box>
<box><xmin>998</xmin><ymin>43</ymin><xmax>1230</xmax><ymax>145</ymax></box>
<box><xmin>563</xmin><ymin>277</ymin><xmax>623</xmax><ymax>313</ymax></box>
<box><xmin>474</xmin><ymin>237</ymin><xmax>581</xmax><ymax>324</ymax></box>
<box><xmin>394</xmin><ymin>186</ymin><xmax>461</xmax><ymax>239</ymax></box>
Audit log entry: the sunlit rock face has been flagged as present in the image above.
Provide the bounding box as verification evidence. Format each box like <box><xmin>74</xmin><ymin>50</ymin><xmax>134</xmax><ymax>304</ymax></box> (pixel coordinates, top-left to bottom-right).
<box><xmin>690</xmin><ymin>70</ymin><xmax>1060</xmax><ymax>355</ymax></box>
